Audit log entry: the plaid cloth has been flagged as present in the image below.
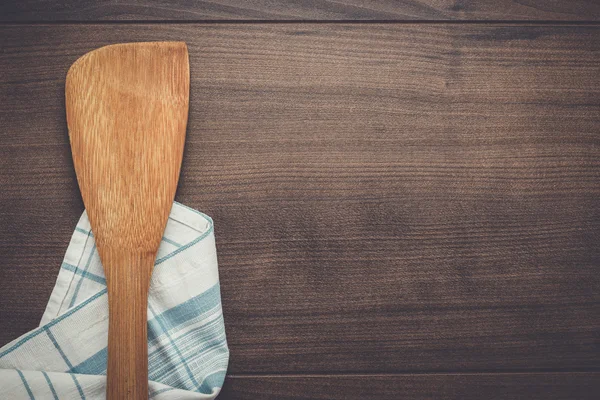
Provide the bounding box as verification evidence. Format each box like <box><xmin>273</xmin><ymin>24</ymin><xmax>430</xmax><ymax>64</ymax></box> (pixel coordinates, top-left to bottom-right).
<box><xmin>0</xmin><ymin>202</ymin><xmax>229</xmax><ymax>399</ymax></box>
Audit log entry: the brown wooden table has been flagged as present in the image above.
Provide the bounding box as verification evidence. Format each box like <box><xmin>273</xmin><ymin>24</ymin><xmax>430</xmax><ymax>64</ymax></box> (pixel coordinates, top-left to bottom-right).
<box><xmin>1</xmin><ymin>1</ymin><xmax>599</xmax><ymax>399</ymax></box>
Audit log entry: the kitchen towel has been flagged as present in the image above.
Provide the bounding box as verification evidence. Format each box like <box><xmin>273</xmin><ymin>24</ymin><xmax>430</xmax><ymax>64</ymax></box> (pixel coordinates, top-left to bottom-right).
<box><xmin>0</xmin><ymin>202</ymin><xmax>229</xmax><ymax>399</ymax></box>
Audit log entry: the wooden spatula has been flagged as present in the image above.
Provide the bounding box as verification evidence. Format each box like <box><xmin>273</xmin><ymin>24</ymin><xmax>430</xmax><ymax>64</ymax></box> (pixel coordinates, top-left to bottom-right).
<box><xmin>65</xmin><ymin>42</ymin><xmax>189</xmax><ymax>399</ymax></box>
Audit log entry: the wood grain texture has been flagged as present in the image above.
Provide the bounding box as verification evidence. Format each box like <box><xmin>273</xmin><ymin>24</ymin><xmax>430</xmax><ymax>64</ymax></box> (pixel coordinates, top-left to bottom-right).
<box><xmin>219</xmin><ymin>373</ymin><xmax>600</xmax><ymax>399</ymax></box>
<box><xmin>0</xmin><ymin>25</ymin><xmax>599</xmax><ymax>378</ymax></box>
<box><xmin>65</xmin><ymin>42</ymin><xmax>189</xmax><ymax>399</ymax></box>
<box><xmin>1</xmin><ymin>0</ymin><xmax>600</xmax><ymax>21</ymax></box>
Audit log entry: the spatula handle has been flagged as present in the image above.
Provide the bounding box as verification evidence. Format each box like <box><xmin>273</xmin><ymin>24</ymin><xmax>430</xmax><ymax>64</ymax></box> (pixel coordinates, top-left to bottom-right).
<box><xmin>104</xmin><ymin>251</ymin><xmax>154</xmax><ymax>400</ymax></box>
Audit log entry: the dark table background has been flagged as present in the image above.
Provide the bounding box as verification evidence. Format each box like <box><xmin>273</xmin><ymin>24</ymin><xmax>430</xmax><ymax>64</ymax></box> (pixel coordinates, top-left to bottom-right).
<box><xmin>1</xmin><ymin>1</ymin><xmax>599</xmax><ymax>399</ymax></box>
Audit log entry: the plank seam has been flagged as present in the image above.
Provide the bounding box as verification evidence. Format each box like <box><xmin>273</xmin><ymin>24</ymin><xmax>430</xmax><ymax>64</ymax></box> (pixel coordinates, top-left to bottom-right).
<box><xmin>1</xmin><ymin>20</ymin><xmax>600</xmax><ymax>25</ymax></box>
<box><xmin>227</xmin><ymin>371</ymin><xmax>600</xmax><ymax>378</ymax></box>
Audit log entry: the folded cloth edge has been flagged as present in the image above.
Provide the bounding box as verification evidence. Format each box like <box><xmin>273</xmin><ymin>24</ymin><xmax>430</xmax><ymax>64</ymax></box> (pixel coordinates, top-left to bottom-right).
<box><xmin>0</xmin><ymin>201</ymin><xmax>228</xmax><ymax>400</ymax></box>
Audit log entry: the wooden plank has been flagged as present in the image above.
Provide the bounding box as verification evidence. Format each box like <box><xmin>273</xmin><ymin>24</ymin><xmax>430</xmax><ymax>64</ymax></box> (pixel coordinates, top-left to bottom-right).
<box><xmin>1</xmin><ymin>0</ymin><xmax>600</xmax><ymax>22</ymax></box>
<box><xmin>0</xmin><ymin>24</ymin><xmax>599</xmax><ymax>374</ymax></box>
<box><xmin>219</xmin><ymin>373</ymin><xmax>600</xmax><ymax>399</ymax></box>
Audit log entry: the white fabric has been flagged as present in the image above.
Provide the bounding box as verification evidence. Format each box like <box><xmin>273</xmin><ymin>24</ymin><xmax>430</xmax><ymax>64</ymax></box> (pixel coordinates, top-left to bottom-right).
<box><xmin>0</xmin><ymin>202</ymin><xmax>229</xmax><ymax>399</ymax></box>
